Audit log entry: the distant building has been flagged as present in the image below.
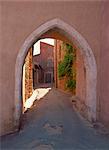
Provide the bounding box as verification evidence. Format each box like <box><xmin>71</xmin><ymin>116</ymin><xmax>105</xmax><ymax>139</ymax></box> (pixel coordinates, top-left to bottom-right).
<box><xmin>33</xmin><ymin>42</ymin><xmax>54</xmax><ymax>87</ymax></box>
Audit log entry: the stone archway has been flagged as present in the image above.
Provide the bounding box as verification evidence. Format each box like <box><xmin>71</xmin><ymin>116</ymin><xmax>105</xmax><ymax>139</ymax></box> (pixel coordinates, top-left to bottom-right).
<box><xmin>15</xmin><ymin>18</ymin><xmax>97</xmax><ymax>129</ymax></box>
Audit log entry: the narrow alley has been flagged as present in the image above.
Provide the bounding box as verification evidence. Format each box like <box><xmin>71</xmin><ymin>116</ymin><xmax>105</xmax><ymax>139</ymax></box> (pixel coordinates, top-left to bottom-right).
<box><xmin>1</xmin><ymin>88</ymin><xmax>109</xmax><ymax>150</ymax></box>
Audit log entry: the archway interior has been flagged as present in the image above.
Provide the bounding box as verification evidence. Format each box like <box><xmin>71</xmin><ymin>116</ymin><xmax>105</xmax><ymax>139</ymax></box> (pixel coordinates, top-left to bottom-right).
<box><xmin>21</xmin><ymin>28</ymin><xmax>86</xmax><ymax>118</ymax></box>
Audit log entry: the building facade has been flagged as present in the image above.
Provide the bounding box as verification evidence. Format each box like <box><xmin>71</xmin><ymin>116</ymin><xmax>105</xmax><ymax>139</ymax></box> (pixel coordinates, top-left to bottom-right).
<box><xmin>33</xmin><ymin>42</ymin><xmax>54</xmax><ymax>87</ymax></box>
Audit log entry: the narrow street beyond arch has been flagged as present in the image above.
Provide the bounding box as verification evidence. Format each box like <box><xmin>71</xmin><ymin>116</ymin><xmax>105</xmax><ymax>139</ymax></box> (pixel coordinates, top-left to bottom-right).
<box><xmin>1</xmin><ymin>88</ymin><xmax>109</xmax><ymax>150</ymax></box>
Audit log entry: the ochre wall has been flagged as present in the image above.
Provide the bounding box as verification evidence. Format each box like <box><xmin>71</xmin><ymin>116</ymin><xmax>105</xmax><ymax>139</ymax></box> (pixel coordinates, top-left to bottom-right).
<box><xmin>55</xmin><ymin>40</ymin><xmax>66</xmax><ymax>91</ymax></box>
<box><xmin>22</xmin><ymin>47</ymin><xmax>33</xmax><ymax>107</ymax></box>
<box><xmin>0</xmin><ymin>0</ymin><xmax>109</xmax><ymax>135</ymax></box>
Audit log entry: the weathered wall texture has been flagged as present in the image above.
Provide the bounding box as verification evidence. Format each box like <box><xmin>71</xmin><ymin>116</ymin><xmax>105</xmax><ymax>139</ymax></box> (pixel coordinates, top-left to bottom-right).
<box><xmin>22</xmin><ymin>47</ymin><xmax>33</xmax><ymax>108</ymax></box>
<box><xmin>76</xmin><ymin>49</ymin><xmax>87</xmax><ymax>118</ymax></box>
<box><xmin>0</xmin><ymin>0</ymin><xmax>109</xmax><ymax>135</ymax></box>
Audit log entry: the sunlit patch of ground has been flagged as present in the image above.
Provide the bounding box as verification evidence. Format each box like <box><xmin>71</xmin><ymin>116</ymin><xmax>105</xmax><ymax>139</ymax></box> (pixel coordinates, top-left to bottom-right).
<box><xmin>24</xmin><ymin>87</ymin><xmax>51</xmax><ymax>111</ymax></box>
<box><xmin>36</xmin><ymin>88</ymin><xmax>51</xmax><ymax>100</ymax></box>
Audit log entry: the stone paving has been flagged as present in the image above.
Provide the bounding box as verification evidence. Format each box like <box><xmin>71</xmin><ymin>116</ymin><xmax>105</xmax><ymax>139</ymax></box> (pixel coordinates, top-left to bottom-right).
<box><xmin>1</xmin><ymin>88</ymin><xmax>109</xmax><ymax>150</ymax></box>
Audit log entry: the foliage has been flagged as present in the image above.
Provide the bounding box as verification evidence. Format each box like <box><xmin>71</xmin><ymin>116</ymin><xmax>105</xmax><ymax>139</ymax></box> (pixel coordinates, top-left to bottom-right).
<box><xmin>58</xmin><ymin>42</ymin><xmax>76</xmax><ymax>90</ymax></box>
<box><xmin>58</xmin><ymin>61</ymin><xmax>66</xmax><ymax>78</ymax></box>
<box><xmin>66</xmin><ymin>43</ymin><xmax>73</xmax><ymax>53</ymax></box>
<box><xmin>58</xmin><ymin>53</ymin><xmax>73</xmax><ymax>78</ymax></box>
<box><xmin>66</xmin><ymin>79</ymin><xmax>76</xmax><ymax>90</ymax></box>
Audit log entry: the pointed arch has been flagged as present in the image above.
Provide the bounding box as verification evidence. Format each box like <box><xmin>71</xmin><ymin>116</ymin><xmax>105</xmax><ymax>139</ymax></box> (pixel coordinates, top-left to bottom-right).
<box><xmin>15</xmin><ymin>18</ymin><xmax>97</xmax><ymax>129</ymax></box>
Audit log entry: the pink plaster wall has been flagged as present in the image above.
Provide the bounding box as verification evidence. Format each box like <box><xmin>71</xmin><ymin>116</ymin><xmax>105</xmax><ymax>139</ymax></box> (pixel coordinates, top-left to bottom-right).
<box><xmin>99</xmin><ymin>3</ymin><xmax>109</xmax><ymax>127</ymax></box>
<box><xmin>0</xmin><ymin>0</ymin><xmax>109</xmax><ymax>135</ymax></box>
<box><xmin>76</xmin><ymin>49</ymin><xmax>86</xmax><ymax>117</ymax></box>
<box><xmin>76</xmin><ymin>49</ymin><xmax>86</xmax><ymax>102</ymax></box>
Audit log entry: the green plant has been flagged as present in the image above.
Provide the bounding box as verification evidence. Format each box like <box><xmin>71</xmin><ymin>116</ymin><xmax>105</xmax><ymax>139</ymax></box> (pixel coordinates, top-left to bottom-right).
<box><xmin>66</xmin><ymin>79</ymin><xmax>76</xmax><ymax>90</ymax></box>
<box><xmin>58</xmin><ymin>42</ymin><xmax>76</xmax><ymax>91</ymax></box>
<box><xmin>58</xmin><ymin>53</ymin><xmax>73</xmax><ymax>78</ymax></box>
<box><xmin>58</xmin><ymin>61</ymin><xmax>66</xmax><ymax>78</ymax></box>
<box><xmin>66</xmin><ymin>43</ymin><xmax>73</xmax><ymax>53</ymax></box>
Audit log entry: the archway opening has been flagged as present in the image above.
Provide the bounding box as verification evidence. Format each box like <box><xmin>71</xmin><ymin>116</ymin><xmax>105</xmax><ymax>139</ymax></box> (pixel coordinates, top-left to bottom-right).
<box><xmin>22</xmin><ymin>36</ymin><xmax>78</xmax><ymax>113</ymax></box>
<box><xmin>15</xmin><ymin>19</ymin><xmax>97</xmax><ymax>130</ymax></box>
